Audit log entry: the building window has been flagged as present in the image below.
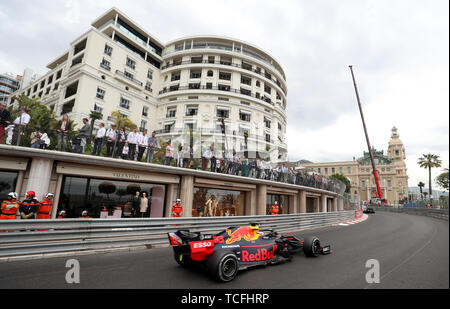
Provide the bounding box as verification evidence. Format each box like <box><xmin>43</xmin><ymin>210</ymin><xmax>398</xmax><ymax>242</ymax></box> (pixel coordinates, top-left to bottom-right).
<box><xmin>264</xmin><ymin>84</ymin><xmax>271</xmax><ymax>94</ymax></box>
<box><xmin>264</xmin><ymin>117</ymin><xmax>271</xmax><ymax>128</ymax></box>
<box><xmin>142</xmin><ymin>106</ymin><xmax>148</xmax><ymax>117</ymax></box>
<box><xmin>256</xmin><ymin>81</ymin><xmax>261</xmax><ymax>87</ymax></box>
<box><xmin>104</xmin><ymin>44</ymin><xmax>113</xmax><ymax>56</ymax></box>
<box><xmin>145</xmin><ymin>81</ymin><xmax>152</xmax><ymax>92</ymax></box>
<box><xmin>190</xmin><ymin>70</ymin><xmax>202</xmax><ymax>79</ymax></box>
<box><xmin>101</xmin><ymin>58</ymin><xmax>111</xmax><ymax>71</ymax></box>
<box><xmin>171</xmin><ymin>71</ymin><xmax>181</xmax><ymax>81</ymax></box>
<box><xmin>186</xmin><ymin>106</ymin><xmax>198</xmax><ymax>116</ymax></box>
<box><xmin>126</xmin><ymin>57</ymin><xmax>136</xmax><ymax>70</ymax></box>
<box><xmin>241</xmin><ymin>75</ymin><xmax>251</xmax><ymax>86</ymax></box>
<box><xmin>193</xmin><ymin>187</ymin><xmax>245</xmax><ymax>217</ymax></box>
<box><xmin>239</xmin><ymin>111</ymin><xmax>251</xmax><ymax>122</ymax></box>
<box><xmin>166</xmin><ymin>108</ymin><xmax>177</xmax><ymax>118</ymax></box>
<box><xmin>216</xmin><ymin>107</ymin><xmax>230</xmax><ymax>118</ymax></box>
<box><xmin>332</xmin><ymin>167</ymin><xmax>335</xmax><ymax>174</ymax></box>
<box><xmin>347</xmin><ymin>167</ymin><xmax>352</xmax><ymax>174</ymax></box>
<box><xmin>56</xmin><ymin>70</ymin><xmax>63</xmax><ymax>80</ymax></box>
<box><xmin>265</xmin><ymin>133</ymin><xmax>271</xmax><ymax>143</ymax></box>
<box><xmin>361</xmin><ymin>180</ymin><xmax>366</xmax><ymax>187</ymax></box>
<box><xmin>147</xmin><ymin>70</ymin><xmax>153</xmax><ymax>79</ymax></box>
<box><xmin>207</xmin><ymin>70</ymin><xmax>214</xmax><ymax>77</ymax></box>
<box><xmin>48</xmin><ymin>75</ymin><xmax>53</xmax><ymax>84</ymax></box>
<box><xmin>94</xmin><ymin>103</ymin><xmax>103</xmax><ymax>113</ymax></box>
<box><xmin>0</xmin><ymin>171</ymin><xmax>18</xmax><ymax>202</ymax></box>
<box><xmin>219</xmin><ymin>72</ymin><xmax>231</xmax><ymax>81</ymax></box>
<box><xmin>96</xmin><ymin>87</ymin><xmax>105</xmax><ymax>100</ymax></box>
<box><xmin>140</xmin><ymin>120</ymin><xmax>147</xmax><ymax>131</ymax></box>
<box><xmin>120</xmin><ymin>97</ymin><xmax>130</xmax><ymax>110</ymax></box>
<box><xmin>124</xmin><ymin>71</ymin><xmax>134</xmax><ymax>80</ymax></box>
<box><xmin>387</xmin><ymin>180</ymin><xmax>392</xmax><ymax>187</ymax></box>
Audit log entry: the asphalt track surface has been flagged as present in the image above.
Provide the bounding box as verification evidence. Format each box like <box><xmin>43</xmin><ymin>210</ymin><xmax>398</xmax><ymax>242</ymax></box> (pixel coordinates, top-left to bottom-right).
<box><xmin>0</xmin><ymin>211</ymin><xmax>448</xmax><ymax>289</ymax></box>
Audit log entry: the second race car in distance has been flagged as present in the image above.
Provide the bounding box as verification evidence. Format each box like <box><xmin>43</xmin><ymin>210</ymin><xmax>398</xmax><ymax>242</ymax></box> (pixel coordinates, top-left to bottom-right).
<box><xmin>168</xmin><ymin>223</ymin><xmax>332</xmax><ymax>282</ymax></box>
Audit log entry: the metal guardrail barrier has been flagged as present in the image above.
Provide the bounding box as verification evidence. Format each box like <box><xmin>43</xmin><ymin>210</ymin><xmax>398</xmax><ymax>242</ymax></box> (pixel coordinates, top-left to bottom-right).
<box><xmin>0</xmin><ymin>211</ymin><xmax>354</xmax><ymax>258</ymax></box>
<box><xmin>376</xmin><ymin>207</ymin><xmax>449</xmax><ymax>221</ymax></box>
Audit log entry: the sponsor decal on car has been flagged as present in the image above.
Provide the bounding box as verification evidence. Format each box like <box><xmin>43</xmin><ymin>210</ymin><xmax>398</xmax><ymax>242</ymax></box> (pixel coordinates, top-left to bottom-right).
<box><xmin>241</xmin><ymin>245</ymin><xmax>277</xmax><ymax>262</ymax></box>
<box><xmin>225</xmin><ymin>226</ymin><xmax>261</xmax><ymax>244</ymax></box>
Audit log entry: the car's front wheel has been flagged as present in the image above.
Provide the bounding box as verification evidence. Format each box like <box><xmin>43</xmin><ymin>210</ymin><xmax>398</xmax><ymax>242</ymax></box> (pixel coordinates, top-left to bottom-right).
<box><xmin>207</xmin><ymin>251</ymin><xmax>239</xmax><ymax>282</ymax></box>
<box><xmin>303</xmin><ymin>236</ymin><xmax>321</xmax><ymax>257</ymax></box>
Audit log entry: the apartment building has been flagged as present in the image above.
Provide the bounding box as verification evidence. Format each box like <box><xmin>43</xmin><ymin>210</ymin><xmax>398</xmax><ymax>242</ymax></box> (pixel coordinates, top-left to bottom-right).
<box><xmin>11</xmin><ymin>7</ymin><xmax>288</xmax><ymax>162</ymax></box>
<box><xmin>301</xmin><ymin>127</ymin><xmax>409</xmax><ymax>204</ymax></box>
<box><xmin>0</xmin><ymin>73</ymin><xmax>21</xmax><ymax>104</ymax></box>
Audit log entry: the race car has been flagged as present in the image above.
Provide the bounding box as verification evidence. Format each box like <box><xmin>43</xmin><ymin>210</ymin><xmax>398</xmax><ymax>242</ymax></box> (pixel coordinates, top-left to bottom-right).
<box><xmin>168</xmin><ymin>223</ymin><xmax>332</xmax><ymax>282</ymax></box>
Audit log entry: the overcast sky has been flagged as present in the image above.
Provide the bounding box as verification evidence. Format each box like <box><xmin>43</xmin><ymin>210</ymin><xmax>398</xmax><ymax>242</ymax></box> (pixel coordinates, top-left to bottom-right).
<box><xmin>0</xmin><ymin>0</ymin><xmax>448</xmax><ymax>191</ymax></box>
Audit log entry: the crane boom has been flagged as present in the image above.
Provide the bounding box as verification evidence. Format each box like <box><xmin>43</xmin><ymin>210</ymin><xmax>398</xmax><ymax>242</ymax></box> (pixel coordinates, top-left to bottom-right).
<box><xmin>349</xmin><ymin>65</ymin><xmax>383</xmax><ymax>200</ymax></box>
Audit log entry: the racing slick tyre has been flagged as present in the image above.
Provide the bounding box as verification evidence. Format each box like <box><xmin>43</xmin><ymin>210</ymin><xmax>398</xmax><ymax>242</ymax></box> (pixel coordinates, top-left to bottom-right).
<box><xmin>206</xmin><ymin>251</ymin><xmax>239</xmax><ymax>282</ymax></box>
<box><xmin>303</xmin><ymin>236</ymin><xmax>321</xmax><ymax>257</ymax></box>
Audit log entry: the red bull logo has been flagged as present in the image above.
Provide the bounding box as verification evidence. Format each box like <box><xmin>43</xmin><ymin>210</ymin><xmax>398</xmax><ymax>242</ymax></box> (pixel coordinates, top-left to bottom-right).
<box><xmin>225</xmin><ymin>226</ymin><xmax>261</xmax><ymax>244</ymax></box>
<box><xmin>242</xmin><ymin>245</ymin><xmax>276</xmax><ymax>262</ymax></box>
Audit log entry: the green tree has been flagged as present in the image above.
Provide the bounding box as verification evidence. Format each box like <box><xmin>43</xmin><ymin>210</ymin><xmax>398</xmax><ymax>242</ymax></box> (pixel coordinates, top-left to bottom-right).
<box><xmin>417</xmin><ymin>181</ymin><xmax>425</xmax><ymax>200</ymax></box>
<box><xmin>9</xmin><ymin>94</ymin><xmax>77</xmax><ymax>149</ymax></box>
<box><xmin>436</xmin><ymin>168</ymin><xmax>449</xmax><ymax>191</ymax></box>
<box><xmin>330</xmin><ymin>173</ymin><xmax>351</xmax><ymax>193</ymax></box>
<box><xmin>88</xmin><ymin>110</ymin><xmax>103</xmax><ymax>137</ymax></box>
<box><xmin>110</xmin><ymin>110</ymin><xmax>136</xmax><ymax>132</ymax></box>
<box><xmin>418</xmin><ymin>154</ymin><xmax>442</xmax><ymax>198</ymax></box>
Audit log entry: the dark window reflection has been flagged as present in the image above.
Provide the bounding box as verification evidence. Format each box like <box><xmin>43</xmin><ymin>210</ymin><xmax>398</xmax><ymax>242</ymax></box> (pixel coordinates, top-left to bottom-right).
<box><xmin>0</xmin><ymin>170</ymin><xmax>18</xmax><ymax>202</ymax></box>
<box><xmin>59</xmin><ymin>176</ymin><xmax>166</xmax><ymax>218</ymax></box>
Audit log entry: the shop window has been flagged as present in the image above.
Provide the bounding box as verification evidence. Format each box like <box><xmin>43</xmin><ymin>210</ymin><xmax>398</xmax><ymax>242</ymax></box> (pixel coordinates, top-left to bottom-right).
<box><xmin>193</xmin><ymin>187</ymin><xmax>245</xmax><ymax>217</ymax></box>
<box><xmin>58</xmin><ymin>176</ymin><xmax>166</xmax><ymax>218</ymax></box>
<box><xmin>0</xmin><ymin>170</ymin><xmax>18</xmax><ymax>202</ymax></box>
<box><xmin>266</xmin><ymin>194</ymin><xmax>289</xmax><ymax>215</ymax></box>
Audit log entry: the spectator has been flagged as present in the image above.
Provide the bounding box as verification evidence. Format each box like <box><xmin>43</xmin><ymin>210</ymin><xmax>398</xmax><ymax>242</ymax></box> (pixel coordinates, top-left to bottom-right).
<box><xmin>146</xmin><ymin>131</ymin><xmax>159</xmax><ymax>163</ymax></box>
<box><xmin>92</xmin><ymin>123</ymin><xmax>106</xmax><ymax>156</ymax></box>
<box><xmin>210</xmin><ymin>144</ymin><xmax>217</xmax><ymax>172</ymax></box>
<box><xmin>0</xmin><ymin>102</ymin><xmax>11</xmax><ymax>143</ymax></box>
<box><xmin>56</xmin><ymin>114</ymin><xmax>71</xmax><ymax>152</ymax></box>
<box><xmin>77</xmin><ymin>118</ymin><xmax>91</xmax><ymax>153</ymax></box>
<box><xmin>202</xmin><ymin>147</ymin><xmax>212</xmax><ymax>171</ymax></box>
<box><xmin>12</xmin><ymin>107</ymin><xmax>31</xmax><ymax>145</ymax></box>
<box><xmin>30</xmin><ymin>126</ymin><xmax>43</xmax><ymax>148</ymax></box>
<box><xmin>182</xmin><ymin>143</ymin><xmax>190</xmax><ymax>168</ymax></box>
<box><xmin>20</xmin><ymin>191</ymin><xmax>40</xmax><ymax>220</ymax></box>
<box><xmin>121</xmin><ymin>142</ymin><xmax>129</xmax><ymax>160</ymax></box>
<box><xmin>117</xmin><ymin>127</ymin><xmax>127</xmax><ymax>158</ymax></box>
<box><xmin>105</xmin><ymin>124</ymin><xmax>117</xmax><ymax>157</ymax></box>
<box><xmin>176</xmin><ymin>144</ymin><xmax>183</xmax><ymax>167</ymax></box>
<box><xmin>127</xmin><ymin>128</ymin><xmax>139</xmax><ymax>161</ymax></box>
<box><xmin>165</xmin><ymin>140</ymin><xmax>174</xmax><ymax>166</ymax></box>
<box><xmin>137</xmin><ymin>130</ymin><xmax>148</xmax><ymax>162</ymax></box>
<box><xmin>241</xmin><ymin>156</ymin><xmax>248</xmax><ymax>177</ymax></box>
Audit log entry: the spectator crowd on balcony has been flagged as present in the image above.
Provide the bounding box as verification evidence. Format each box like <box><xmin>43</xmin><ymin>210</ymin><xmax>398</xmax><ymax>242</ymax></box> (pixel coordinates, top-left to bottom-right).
<box><xmin>0</xmin><ymin>105</ymin><xmax>344</xmax><ymax>195</ymax></box>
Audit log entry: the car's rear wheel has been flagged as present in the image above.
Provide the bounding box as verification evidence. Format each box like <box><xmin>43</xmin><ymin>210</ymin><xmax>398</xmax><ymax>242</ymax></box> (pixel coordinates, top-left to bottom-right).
<box><xmin>207</xmin><ymin>251</ymin><xmax>239</xmax><ymax>282</ymax></box>
<box><xmin>303</xmin><ymin>236</ymin><xmax>321</xmax><ymax>257</ymax></box>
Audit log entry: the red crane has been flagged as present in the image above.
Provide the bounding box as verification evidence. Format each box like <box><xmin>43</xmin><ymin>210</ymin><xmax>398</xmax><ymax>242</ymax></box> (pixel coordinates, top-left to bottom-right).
<box><xmin>349</xmin><ymin>65</ymin><xmax>383</xmax><ymax>201</ymax></box>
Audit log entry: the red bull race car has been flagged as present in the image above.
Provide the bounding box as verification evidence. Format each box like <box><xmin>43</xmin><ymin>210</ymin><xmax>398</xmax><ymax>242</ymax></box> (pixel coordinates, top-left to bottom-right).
<box><xmin>168</xmin><ymin>223</ymin><xmax>332</xmax><ymax>282</ymax></box>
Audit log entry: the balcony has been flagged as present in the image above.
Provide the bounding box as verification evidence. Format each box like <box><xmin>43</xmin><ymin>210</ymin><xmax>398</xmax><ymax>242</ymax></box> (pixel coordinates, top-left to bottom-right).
<box><xmin>158</xmin><ymin>85</ymin><xmax>274</xmax><ymax>106</ymax></box>
<box><xmin>160</xmin><ymin>59</ymin><xmax>286</xmax><ymax>95</ymax></box>
<box><xmin>115</xmin><ymin>70</ymin><xmax>143</xmax><ymax>88</ymax></box>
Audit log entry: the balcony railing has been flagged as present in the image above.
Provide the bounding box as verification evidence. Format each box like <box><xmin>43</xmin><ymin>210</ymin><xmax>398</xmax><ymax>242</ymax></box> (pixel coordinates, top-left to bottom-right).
<box><xmin>158</xmin><ymin>85</ymin><xmax>274</xmax><ymax>106</ymax></box>
<box><xmin>160</xmin><ymin>59</ymin><xmax>286</xmax><ymax>95</ymax></box>
<box><xmin>115</xmin><ymin>70</ymin><xmax>143</xmax><ymax>87</ymax></box>
<box><xmin>153</xmin><ymin>127</ymin><xmax>274</xmax><ymax>144</ymax></box>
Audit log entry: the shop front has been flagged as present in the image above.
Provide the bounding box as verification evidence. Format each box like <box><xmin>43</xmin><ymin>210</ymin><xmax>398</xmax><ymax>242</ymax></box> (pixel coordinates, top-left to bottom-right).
<box><xmin>266</xmin><ymin>194</ymin><xmax>290</xmax><ymax>215</ymax></box>
<box><xmin>55</xmin><ymin>162</ymin><xmax>179</xmax><ymax>218</ymax></box>
<box><xmin>192</xmin><ymin>187</ymin><xmax>246</xmax><ymax>217</ymax></box>
<box><xmin>0</xmin><ymin>170</ymin><xmax>19</xmax><ymax>202</ymax></box>
<box><xmin>0</xmin><ymin>156</ymin><xmax>28</xmax><ymax>203</ymax></box>
<box><xmin>58</xmin><ymin>176</ymin><xmax>167</xmax><ymax>218</ymax></box>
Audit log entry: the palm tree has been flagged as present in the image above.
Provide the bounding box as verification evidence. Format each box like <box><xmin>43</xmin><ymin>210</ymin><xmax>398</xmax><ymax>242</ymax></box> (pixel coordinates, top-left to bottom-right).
<box><xmin>88</xmin><ymin>110</ymin><xmax>103</xmax><ymax>137</ymax></box>
<box><xmin>110</xmin><ymin>111</ymin><xmax>136</xmax><ymax>131</ymax></box>
<box><xmin>418</xmin><ymin>153</ymin><xmax>442</xmax><ymax>199</ymax></box>
<box><xmin>417</xmin><ymin>181</ymin><xmax>425</xmax><ymax>200</ymax></box>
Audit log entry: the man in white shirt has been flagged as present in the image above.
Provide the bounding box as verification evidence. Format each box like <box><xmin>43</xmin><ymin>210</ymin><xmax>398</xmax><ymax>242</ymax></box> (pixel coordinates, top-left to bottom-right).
<box><xmin>92</xmin><ymin>123</ymin><xmax>106</xmax><ymax>156</ymax></box>
<box><xmin>202</xmin><ymin>148</ymin><xmax>212</xmax><ymax>171</ymax></box>
<box><xmin>12</xmin><ymin>108</ymin><xmax>31</xmax><ymax>146</ymax></box>
<box><xmin>105</xmin><ymin>124</ymin><xmax>117</xmax><ymax>157</ymax></box>
<box><xmin>137</xmin><ymin>130</ymin><xmax>148</xmax><ymax>162</ymax></box>
<box><xmin>127</xmin><ymin>128</ymin><xmax>139</xmax><ymax>161</ymax></box>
